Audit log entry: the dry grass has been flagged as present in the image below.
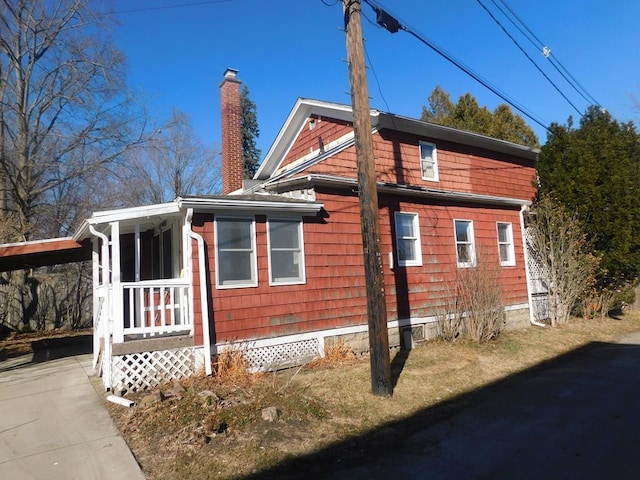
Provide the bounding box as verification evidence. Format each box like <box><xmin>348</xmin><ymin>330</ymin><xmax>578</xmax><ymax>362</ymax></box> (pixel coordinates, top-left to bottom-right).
<box><xmin>106</xmin><ymin>313</ymin><xmax>640</xmax><ymax>479</ymax></box>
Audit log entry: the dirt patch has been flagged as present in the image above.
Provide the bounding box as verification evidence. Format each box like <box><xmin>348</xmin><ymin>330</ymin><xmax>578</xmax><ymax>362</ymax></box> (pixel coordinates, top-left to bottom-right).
<box><xmin>106</xmin><ymin>314</ymin><xmax>640</xmax><ymax>479</ymax></box>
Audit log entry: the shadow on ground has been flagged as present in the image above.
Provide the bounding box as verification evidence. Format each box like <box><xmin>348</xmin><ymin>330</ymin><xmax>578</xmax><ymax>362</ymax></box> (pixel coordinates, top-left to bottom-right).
<box><xmin>246</xmin><ymin>339</ymin><xmax>640</xmax><ymax>480</ymax></box>
<box><xmin>0</xmin><ymin>334</ymin><xmax>92</xmax><ymax>372</ymax></box>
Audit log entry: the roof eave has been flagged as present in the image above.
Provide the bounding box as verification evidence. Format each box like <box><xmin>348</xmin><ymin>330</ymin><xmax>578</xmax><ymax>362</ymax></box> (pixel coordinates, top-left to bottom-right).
<box><xmin>178</xmin><ymin>196</ymin><xmax>323</xmax><ymax>214</ymax></box>
<box><xmin>377</xmin><ymin>114</ymin><xmax>539</xmax><ymax>160</ymax></box>
<box><xmin>265</xmin><ymin>174</ymin><xmax>531</xmax><ymax>207</ymax></box>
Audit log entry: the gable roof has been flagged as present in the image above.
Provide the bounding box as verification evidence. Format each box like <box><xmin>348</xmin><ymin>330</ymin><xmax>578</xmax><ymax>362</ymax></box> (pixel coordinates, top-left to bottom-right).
<box><xmin>255</xmin><ymin>98</ymin><xmax>539</xmax><ymax>181</ymax></box>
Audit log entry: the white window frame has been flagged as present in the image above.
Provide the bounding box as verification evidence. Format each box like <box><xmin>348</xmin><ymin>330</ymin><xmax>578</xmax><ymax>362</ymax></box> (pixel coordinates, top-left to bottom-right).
<box><xmin>394</xmin><ymin>212</ymin><xmax>423</xmax><ymax>267</ymax></box>
<box><xmin>497</xmin><ymin>222</ymin><xmax>516</xmax><ymax>267</ymax></box>
<box><xmin>454</xmin><ymin>219</ymin><xmax>476</xmax><ymax>268</ymax></box>
<box><xmin>267</xmin><ymin>217</ymin><xmax>306</xmax><ymax>286</ymax></box>
<box><xmin>419</xmin><ymin>141</ymin><xmax>439</xmax><ymax>182</ymax></box>
<box><xmin>214</xmin><ymin>216</ymin><xmax>257</xmax><ymax>289</ymax></box>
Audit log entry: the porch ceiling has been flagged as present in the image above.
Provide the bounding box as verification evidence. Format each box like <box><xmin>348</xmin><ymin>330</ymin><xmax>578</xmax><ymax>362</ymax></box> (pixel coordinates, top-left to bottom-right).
<box><xmin>0</xmin><ymin>238</ymin><xmax>91</xmax><ymax>272</ymax></box>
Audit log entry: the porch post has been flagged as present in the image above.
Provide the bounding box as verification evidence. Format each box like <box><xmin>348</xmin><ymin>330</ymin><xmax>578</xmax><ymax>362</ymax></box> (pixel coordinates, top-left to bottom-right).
<box><xmin>92</xmin><ymin>238</ymin><xmax>100</xmax><ymax>368</ymax></box>
<box><xmin>134</xmin><ymin>222</ymin><xmax>141</xmax><ymax>282</ymax></box>
<box><xmin>111</xmin><ymin>221</ymin><xmax>124</xmax><ymax>343</ymax></box>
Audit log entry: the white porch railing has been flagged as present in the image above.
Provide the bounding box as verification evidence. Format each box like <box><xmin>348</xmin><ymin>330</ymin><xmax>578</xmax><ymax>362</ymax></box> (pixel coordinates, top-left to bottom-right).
<box><xmin>122</xmin><ymin>280</ymin><xmax>192</xmax><ymax>338</ymax></box>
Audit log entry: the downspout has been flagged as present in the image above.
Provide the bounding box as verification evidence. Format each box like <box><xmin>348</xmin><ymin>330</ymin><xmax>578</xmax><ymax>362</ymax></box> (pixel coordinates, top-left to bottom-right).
<box><xmin>89</xmin><ymin>225</ymin><xmax>112</xmax><ymax>389</ymax></box>
<box><xmin>185</xmin><ymin>208</ymin><xmax>213</xmax><ymax>375</ymax></box>
<box><xmin>520</xmin><ymin>204</ymin><xmax>546</xmax><ymax>327</ymax></box>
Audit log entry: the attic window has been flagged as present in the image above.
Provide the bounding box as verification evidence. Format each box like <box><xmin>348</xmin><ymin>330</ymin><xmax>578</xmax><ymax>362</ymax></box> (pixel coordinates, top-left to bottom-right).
<box><xmin>419</xmin><ymin>141</ymin><xmax>439</xmax><ymax>182</ymax></box>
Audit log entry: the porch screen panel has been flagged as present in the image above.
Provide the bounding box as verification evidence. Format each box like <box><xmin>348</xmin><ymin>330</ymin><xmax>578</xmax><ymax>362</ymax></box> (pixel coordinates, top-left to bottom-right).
<box><xmin>216</xmin><ymin>217</ymin><xmax>256</xmax><ymax>286</ymax></box>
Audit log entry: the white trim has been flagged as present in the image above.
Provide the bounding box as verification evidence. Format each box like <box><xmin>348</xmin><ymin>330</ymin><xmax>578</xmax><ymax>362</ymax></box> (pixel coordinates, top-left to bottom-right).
<box><xmin>394</xmin><ymin>212</ymin><xmax>423</xmax><ymax>267</ymax></box>
<box><xmin>178</xmin><ymin>196</ymin><xmax>323</xmax><ymax>214</ymax></box>
<box><xmin>454</xmin><ymin>219</ymin><xmax>476</xmax><ymax>268</ymax></box>
<box><xmin>419</xmin><ymin>141</ymin><xmax>439</xmax><ymax>182</ymax></box>
<box><xmin>213</xmin><ymin>303</ymin><xmax>531</xmax><ymax>353</ymax></box>
<box><xmin>267</xmin><ymin>217</ymin><xmax>306</xmax><ymax>286</ymax></box>
<box><xmin>214</xmin><ymin>215</ymin><xmax>258</xmax><ymax>289</ymax></box>
<box><xmin>110</xmin><ymin>221</ymin><xmax>123</xmax><ymax>343</ymax></box>
<box><xmin>497</xmin><ymin>222</ymin><xmax>516</xmax><ymax>267</ymax></box>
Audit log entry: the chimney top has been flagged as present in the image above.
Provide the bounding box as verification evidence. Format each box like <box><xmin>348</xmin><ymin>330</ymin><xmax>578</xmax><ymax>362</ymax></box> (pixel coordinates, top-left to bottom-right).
<box><xmin>221</xmin><ymin>67</ymin><xmax>240</xmax><ymax>85</ymax></box>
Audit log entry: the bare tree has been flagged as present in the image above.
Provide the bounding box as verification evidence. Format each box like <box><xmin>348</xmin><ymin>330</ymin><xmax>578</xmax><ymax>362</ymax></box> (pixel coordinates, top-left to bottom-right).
<box><xmin>0</xmin><ymin>0</ymin><xmax>146</xmax><ymax>240</ymax></box>
<box><xmin>122</xmin><ymin>109</ymin><xmax>220</xmax><ymax>206</ymax></box>
<box><xmin>0</xmin><ymin>0</ymin><xmax>149</xmax><ymax>333</ymax></box>
<box><xmin>526</xmin><ymin>194</ymin><xmax>599</xmax><ymax>326</ymax></box>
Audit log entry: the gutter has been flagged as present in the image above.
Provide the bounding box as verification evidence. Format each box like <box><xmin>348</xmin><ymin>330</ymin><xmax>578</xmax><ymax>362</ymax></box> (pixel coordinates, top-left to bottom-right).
<box><xmin>185</xmin><ymin>209</ymin><xmax>213</xmax><ymax>375</ymax></box>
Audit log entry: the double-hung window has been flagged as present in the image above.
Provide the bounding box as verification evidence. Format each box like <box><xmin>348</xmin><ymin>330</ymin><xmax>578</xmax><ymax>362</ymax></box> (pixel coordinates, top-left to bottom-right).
<box><xmin>497</xmin><ymin>222</ymin><xmax>515</xmax><ymax>266</ymax></box>
<box><xmin>268</xmin><ymin>218</ymin><xmax>305</xmax><ymax>285</ymax></box>
<box><xmin>395</xmin><ymin>212</ymin><xmax>422</xmax><ymax>266</ymax></box>
<box><xmin>215</xmin><ymin>217</ymin><xmax>257</xmax><ymax>288</ymax></box>
<box><xmin>420</xmin><ymin>141</ymin><xmax>439</xmax><ymax>181</ymax></box>
<box><xmin>454</xmin><ymin>219</ymin><xmax>476</xmax><ymax>268</ymax></box>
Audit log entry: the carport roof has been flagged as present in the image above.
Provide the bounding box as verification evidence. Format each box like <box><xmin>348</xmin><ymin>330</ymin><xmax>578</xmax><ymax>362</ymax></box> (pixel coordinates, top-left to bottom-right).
<box><xmin>0</xmin><ymin>237</ymin><xmax>91</xmax><ymax>272</ymax></box>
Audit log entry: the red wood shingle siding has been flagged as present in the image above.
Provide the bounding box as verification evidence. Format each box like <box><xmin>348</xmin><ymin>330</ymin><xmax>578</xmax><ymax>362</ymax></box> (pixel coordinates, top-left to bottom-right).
<box><xmin>188</xmin><ymin>118</ymin><xmax>536</xmax><ymax>343</ymax></box>
<box><xmin>192</xmin><ymin>188</ymin><xmax>530</xmax><ymax>343</ymax></box>
<box><xmin>280</xmin><ymin>117</ymin><xmax>536</xmax><ymax>202</ymax></box>
<box><xmin>280</xmin><ymin>116</ymin><xmax>353</xmax><ymax>171</ymax></box>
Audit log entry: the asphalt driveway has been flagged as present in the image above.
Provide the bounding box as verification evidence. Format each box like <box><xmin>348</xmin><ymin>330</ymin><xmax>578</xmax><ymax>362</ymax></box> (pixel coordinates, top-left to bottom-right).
<box><xmin>251</xmin><ymin>331</ymin><xmax>640</xmax><ymax>480</ymax></box>
<box><xmin>0</xmin><ymin>348</ymin><xmax>144</xmax><ymax>480</ymax></box>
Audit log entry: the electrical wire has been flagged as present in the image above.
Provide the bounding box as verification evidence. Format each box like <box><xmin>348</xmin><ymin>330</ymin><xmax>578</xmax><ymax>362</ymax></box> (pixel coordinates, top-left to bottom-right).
<box><xmin>493</xmin><ymin>0</ymin><xmax>600</xmax><ymax>106</ymax></box>
<box><xmin>360</xmin><ymin>0</ymin><xmax>550</xmax><ymax>131</ymax></box>
<box><xmin>476</xmin><ymin>0</ymin><xmax>583</xmax><ymax>116</ymax></box>
<box><xmin>108</xmin><ymin>0</ymin><xmax>235</xmax><ymax>15</ymax></box>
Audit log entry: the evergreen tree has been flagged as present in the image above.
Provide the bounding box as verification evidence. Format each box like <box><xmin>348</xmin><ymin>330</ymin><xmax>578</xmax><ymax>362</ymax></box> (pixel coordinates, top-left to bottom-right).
<box><xmin>421</xmin><ymin>86</ymin><xmax>539</xmax><ymax>147</ymax></box>
<box><xmin>240</xmin><ymin>86</ymin><xmax>261</xmax><ymax>178</ymax></box>
<box><xmin>537</xmin><ymin>106</ymin><xmax>640</xmax><ymax>284</ymax></box>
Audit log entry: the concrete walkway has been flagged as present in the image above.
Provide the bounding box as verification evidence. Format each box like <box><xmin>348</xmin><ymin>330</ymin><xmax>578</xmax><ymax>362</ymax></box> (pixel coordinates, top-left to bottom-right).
<box><xmin>0</xmin><ymin>350</ymin><xmax>145</xmax><ymax>480</ymax></box>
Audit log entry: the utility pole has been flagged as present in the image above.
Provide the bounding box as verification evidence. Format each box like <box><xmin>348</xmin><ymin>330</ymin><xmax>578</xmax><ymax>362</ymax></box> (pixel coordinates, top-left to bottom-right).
<box><xmin>343</xmin><ymin>0</ymin><xmax>392</xmax><ymax>397</ymax></box>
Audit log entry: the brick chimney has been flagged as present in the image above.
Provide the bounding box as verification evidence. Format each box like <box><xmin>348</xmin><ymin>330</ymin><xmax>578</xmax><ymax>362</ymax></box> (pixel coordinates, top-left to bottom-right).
<box><xmin>220</xmin><ymin>68</ymin><xmax>243</xmax><ymax>195</ymax></box>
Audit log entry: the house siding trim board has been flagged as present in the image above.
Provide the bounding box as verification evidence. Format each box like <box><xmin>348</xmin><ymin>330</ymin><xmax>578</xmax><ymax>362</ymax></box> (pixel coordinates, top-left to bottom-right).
<box><xmin>212</xmin><ymin>302</ymin><xmax>530</xmax><ymax>371</ymax></box>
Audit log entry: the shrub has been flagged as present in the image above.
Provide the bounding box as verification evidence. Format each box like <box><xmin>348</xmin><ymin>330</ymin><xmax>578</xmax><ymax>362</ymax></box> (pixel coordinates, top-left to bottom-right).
<box><xmin>436</xmin><ymin>251</ymin><xmax>505</xmax><ymax>343</ymax></box>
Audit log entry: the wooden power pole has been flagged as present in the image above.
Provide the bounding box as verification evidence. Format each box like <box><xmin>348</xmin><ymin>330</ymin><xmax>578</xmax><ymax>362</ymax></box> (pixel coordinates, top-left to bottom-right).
<box><xmin>343</xmin><ymin>0</ymin><xmax>392</xmax><ymax>397</ymax></box>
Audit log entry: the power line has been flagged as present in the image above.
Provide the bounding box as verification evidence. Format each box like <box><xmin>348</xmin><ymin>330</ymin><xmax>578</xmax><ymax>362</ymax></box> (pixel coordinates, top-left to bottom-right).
<box><xmin>361</xmin><ymin>0</ymin><xmax>550</xmax><ymax>131</ymax></box>
<box><xmin>476</xmin><ymin>0</ymin><xmax>584</xmax><ymax>116</ymax></box>
<box><xmin>107</xmin><ymin>0</ymin><xmax>235</xmax><ymax>15</ymax></box>
<box><xmin>493</xmin><ymin>0</ymin><xmax>600</xmax><ymax>107</ymax></box>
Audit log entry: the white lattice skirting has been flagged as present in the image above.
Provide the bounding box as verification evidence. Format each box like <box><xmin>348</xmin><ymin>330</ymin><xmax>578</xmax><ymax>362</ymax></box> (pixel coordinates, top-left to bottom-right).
<box><xmin>242</xmin><ymin>338</ymin><xmax>320</xmax><ymax>372</ymax></box>
<box><xmin>111</xmin><ymin>347</ymin><xmax>196</xmax><ymax>393</ymax></box>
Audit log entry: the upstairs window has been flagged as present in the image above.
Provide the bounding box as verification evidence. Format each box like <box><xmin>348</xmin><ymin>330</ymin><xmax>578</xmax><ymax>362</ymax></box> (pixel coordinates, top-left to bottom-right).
<box><xmin>268</xmin><ymin>218</ymin><xmax>305</xmax><ymax>285</ymax></box>
<box><xmin>395</xmin><ymin>212</ymin><xmax>422</xmax><ymax>266</ymax></box>
<box><xmin>497</xmin><ymin>222</ymin><xmax>516</xmax><ymax>266</ymax></box>
<box><xmin>420</xmin><ymin>141</ymin><xmax>439</xmax><ymax>181</ymax></box>
<box><xmin>454</xmin><ymin>219</ymin><xmax>476</xmax><ymax>268</ymax></box>
<box><xmin>215</xmin><ymin>217</ymin><xmax>257</xmax><ymax>288</ymax></box>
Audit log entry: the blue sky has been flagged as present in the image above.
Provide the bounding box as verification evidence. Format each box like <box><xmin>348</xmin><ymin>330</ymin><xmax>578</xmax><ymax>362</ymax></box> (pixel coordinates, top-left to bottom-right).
<box><xmin>110</xmin><ymin>0</ymin><xmax>640</xmax><ymax>157</ymax></box>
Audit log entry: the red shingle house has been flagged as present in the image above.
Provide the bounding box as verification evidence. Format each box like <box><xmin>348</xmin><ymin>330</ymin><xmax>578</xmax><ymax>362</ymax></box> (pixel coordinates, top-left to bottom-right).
<box><xmin>0</xmin><ymin>69</ymin><xmax>539</xmax><ymax>391</ymax></box>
